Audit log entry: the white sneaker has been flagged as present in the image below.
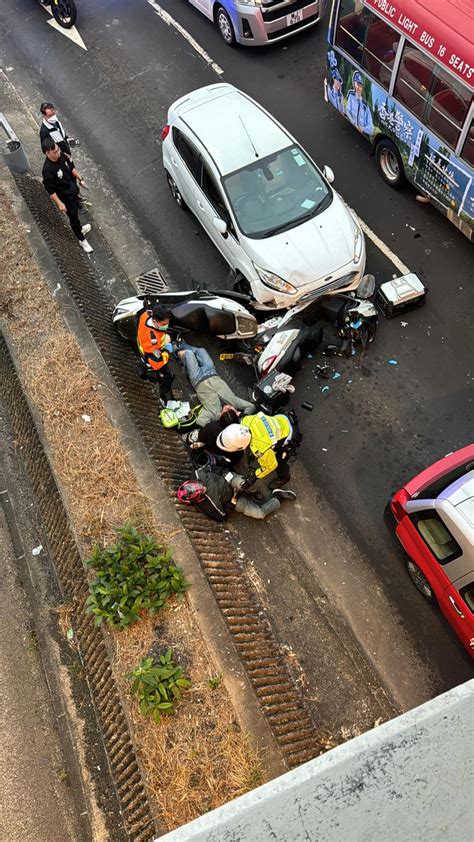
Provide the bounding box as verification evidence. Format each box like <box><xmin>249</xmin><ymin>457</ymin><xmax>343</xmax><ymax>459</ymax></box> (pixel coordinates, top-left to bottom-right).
<box><xmin>81</xmin><ymin>223</ymin><xmax>92</xmax><ymax>235</ymax></box>
<box><xmin>80</xmin><ymin>239</ymin><xmax>93</xmax><ymax>254</ymax></box>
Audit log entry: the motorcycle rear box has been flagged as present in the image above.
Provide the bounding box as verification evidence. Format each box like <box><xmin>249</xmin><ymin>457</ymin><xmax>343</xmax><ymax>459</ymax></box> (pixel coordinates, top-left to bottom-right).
<box><xmin>252</xmin><ymin>371</ymin><xmax>290</xmax><ymax>414</ymax></box>
<box><xmin>376</xmin><ymin>273</ymin><xmax>427</xmax><ymax>319</ymax></box>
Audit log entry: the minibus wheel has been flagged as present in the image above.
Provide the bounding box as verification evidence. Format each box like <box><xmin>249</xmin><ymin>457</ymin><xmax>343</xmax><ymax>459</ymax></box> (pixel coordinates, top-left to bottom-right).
<box><xmin>375</xmin><ymin>138</ymin><xmax>406</xmax><ymax>189</ymax></box>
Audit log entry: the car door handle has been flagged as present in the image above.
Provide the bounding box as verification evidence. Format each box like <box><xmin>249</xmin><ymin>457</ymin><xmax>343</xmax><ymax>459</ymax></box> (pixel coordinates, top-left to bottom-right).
<box><xmin>449</xmin><ymin>596</ymin><xmax>464</xmax><ymax>617</ymax></box>
<box><xmin>171</xmin><ymin>157</ymin><xmax>179</xmax><ymax>167</ymax></box>
<box><xmin>197</xmin><ymin>200</ymin><xmax>205</xmax><ymax>211</ymax></box>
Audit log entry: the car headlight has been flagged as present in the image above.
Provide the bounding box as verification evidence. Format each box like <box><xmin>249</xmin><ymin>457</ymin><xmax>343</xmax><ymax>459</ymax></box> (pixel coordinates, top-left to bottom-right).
<box><xmin>239</xmin><ymin>0</ymin><xmax>260</xmax><ymax>5</ymax></box>
<box><xmin>253</xmin><ymin>264</ymin><xmax>297</xmax><ymax>295</ymax></box>
<box><xmin>353</xmin><ymin>225</ymin><xmax>363</xmax><ymax>263</ymax></box>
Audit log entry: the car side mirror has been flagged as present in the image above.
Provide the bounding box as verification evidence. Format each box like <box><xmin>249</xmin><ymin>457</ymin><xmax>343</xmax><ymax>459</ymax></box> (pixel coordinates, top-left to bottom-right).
<box><xmin>357</xmin><ymin>274</ymin><xmax>376</xmax><ymax>299</ymax></box>
<box><xmin>323</xmin><ymin>165</ymin><xmax>335</xmax><ymax>184</ymax></box>
<box><xmin>213</xmin><ymin>217</ymin><xmax>228</xmax><ymax>237</ymax></box>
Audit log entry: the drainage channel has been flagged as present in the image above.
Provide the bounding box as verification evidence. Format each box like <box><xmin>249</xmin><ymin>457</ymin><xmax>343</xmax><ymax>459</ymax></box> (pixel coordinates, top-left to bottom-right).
<box><xmin>0</xmin><ymin>333</ymin><xmax>156</xmax><ymax>841</ymax></box>
<box><xmin>12</xmin><ymin>172</ymin><xmax>323</xmax><ymax>768</ymax></box>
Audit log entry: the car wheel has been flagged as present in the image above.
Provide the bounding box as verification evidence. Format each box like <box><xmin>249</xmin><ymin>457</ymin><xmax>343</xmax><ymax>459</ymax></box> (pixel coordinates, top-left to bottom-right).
<box><xmin>216</xmin><ymin>6</ymin><xmax>236</xmax><ymax>46</ymax></box>
<box><xmin>406</xmin><ymin>560</ymin><xmax>437</xmax><ymax>604</ymax></box>
<box><xmin>233</xmin><ymin>273</ymin><xmax>252</xmax><ymax>297</ymax></box>
<box><xmin>166</xmin><ymin>172</ymin><xmax>187</xmax><ymax>210</ymax></box>
<box><xmin>375</xmin><ymin>139</ymin><xmax>406</xmax><ymax>189</ymax></box>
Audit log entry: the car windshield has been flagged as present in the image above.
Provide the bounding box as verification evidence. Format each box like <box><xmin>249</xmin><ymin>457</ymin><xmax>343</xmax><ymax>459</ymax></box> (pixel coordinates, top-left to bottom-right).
<box><xmin>222</xmin><ymin>145</ymin><xmax>332</xmax><ymax>239</ymax></box>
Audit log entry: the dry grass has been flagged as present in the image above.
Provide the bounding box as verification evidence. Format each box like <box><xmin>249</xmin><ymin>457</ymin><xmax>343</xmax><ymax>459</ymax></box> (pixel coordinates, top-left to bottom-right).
<box><xmin>114</xmin><ymin>603</ymin><xmax>263</xmax><ymax>826</ymax></box>
<box><xmin>0</xmin><ymin>185</ymin><xmax>263</xmax><ymax>830</ymax></box>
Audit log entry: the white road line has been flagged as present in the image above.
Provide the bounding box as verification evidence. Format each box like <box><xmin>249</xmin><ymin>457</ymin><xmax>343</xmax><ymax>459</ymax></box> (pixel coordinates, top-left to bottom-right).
<box><xmin>47</xmin><ymin>17</ymin><xmax>87</xmax><ymax>50</ymax></box>
<box><xmin>350</xmin><ymin>206</ymin><xmax>410</xmax><ymax>275</ymax></box>
<box><xmin>147</xmin><ymin>0</ymin><xmax>224</xmax><ymax>76</ymax></box>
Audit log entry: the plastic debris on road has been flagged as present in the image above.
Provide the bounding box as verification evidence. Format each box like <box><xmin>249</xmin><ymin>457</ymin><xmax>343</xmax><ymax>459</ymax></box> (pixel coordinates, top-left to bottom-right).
<box><xmin>321</xmin><ymin>385</ymin><xmax>329</xmax><ymax>393</ymax></box>
<box><xmin>332</xmin><ymin>372</ymin><xmax>341</xmax><ymax>379</ymax></box>
<box><xmin>32</xmin><ymin>544</ymin><xmax>43</xmax><ymax>556</ymax></box>
<box><xmin>388</xmin><ymin>360</ymin><xmax>398</xmax><ymax>365</ymax></box>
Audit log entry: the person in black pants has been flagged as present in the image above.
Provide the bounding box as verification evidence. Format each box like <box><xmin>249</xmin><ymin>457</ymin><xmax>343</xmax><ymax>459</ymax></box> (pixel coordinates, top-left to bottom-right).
<box><xmin>39</xmin><ymin>102</ymin><xmax>88</xmax><ymax>213</ymax></box>
<box><xmin>41</xmin><ymin>138</ymin><xmax>93</xmax><ymax>254</ymax></box>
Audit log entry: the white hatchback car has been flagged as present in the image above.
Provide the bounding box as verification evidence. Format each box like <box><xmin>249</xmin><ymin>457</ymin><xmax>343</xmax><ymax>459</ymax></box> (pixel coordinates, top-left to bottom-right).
<box><xmin>162</xmin><ymin>84</ymin><xmax>366</xmax><ymax>309</ymax></box>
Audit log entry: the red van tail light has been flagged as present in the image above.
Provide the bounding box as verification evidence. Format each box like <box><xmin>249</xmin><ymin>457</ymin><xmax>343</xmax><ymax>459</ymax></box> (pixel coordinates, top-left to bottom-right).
<box><xmin>390</xmin><ymin>488</ymin><xmax>411</xmax><ymax>522</ymax></box>
<box><xmin>162</xmin><ymin>124</ymin><xmax>170</xmax><ymax>141</ymax></box>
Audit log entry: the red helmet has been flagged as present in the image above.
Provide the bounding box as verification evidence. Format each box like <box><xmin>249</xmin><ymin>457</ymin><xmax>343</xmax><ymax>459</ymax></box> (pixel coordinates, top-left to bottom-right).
<box><xmin>177</xmin><ymin>480</ymin><xmax>206</xmax><ymax>504</ymax></box>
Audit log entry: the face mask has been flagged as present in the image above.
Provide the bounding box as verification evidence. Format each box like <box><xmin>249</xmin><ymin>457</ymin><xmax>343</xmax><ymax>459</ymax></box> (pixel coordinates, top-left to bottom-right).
<box><xmin>158</xmin><ymin>323</ymin><xmax>169</xmax><ymax>330</ymax></box>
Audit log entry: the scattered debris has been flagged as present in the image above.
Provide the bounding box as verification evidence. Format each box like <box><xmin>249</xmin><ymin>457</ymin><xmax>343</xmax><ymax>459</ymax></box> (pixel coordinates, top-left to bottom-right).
<box><xmin>388</xmin><ymin>360</ymin><xmax>398</xmax><ymax>366</ymax></box>
<box><xmin>321</xmin><ymin>385</ymin><xmax>329</xmax><ymax>393</ymax></box>
<box><xmin>401</xmin><ymin>321</ymin><xmax>408</xmax><ymax>328</ymax></box>
<box><xmin>332</xmin><ymin>372</ymin><xmax>341</xmax><ymax>380</ymax></box>
<box><xmin>32</xmin><ymin>544</ymin><xmax>43</xmax><ymax>556</ymax></box>
<box><xmin>81</xmin><ymin>414</ymin><xmax>91</xmax><ymax>423</ymax></box>
<box><xmin>66</xmin><ymin>628</ymin><xmax>74</xmax><ymax>641</ymax></box>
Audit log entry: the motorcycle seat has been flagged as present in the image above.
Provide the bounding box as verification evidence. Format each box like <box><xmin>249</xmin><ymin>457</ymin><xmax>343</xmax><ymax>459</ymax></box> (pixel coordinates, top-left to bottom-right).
<box><xmin>171</xmin><ymin>303</ymin><xmax>236</xmax><ymax>336</ymax></box>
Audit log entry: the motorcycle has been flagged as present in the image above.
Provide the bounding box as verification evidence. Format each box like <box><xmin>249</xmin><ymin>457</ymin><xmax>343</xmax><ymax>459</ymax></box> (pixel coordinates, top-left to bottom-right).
<box><xmin>40</xmin><ymin>0</ymin><xmax>77</xmax><ymax>29</ymax></box>
<box><xmin>319</xmin><ymin>274</ymin><xmax>378</xmax><ymax>357</ymax></box>
<box><xmin>113</xmin><ymin>288</ymin><xmax>259</xmax><ymax>343</ymax></box>
<box><xmin>220</xmin><ymin>308</ymin><xmax>323</xmax><ymax>379</ymax></box>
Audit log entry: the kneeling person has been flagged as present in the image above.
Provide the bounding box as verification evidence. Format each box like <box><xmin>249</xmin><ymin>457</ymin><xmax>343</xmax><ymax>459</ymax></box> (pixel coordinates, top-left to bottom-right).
<box><xmin>217</xmin><ymin>412</ymin><xmax>302</xmax><ymax>487</ymax></box>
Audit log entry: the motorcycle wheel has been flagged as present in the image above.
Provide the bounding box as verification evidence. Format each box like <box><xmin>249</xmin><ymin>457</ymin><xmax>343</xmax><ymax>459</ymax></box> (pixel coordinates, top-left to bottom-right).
<box><xmin>51</xmin><ymin>0</ymin><xmax>77</xmax><ymax>28</ymax></box>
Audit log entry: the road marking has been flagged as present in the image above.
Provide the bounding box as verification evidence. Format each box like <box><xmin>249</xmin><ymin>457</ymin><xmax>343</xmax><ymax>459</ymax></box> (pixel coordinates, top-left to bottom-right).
<box><xmin>41</xmin><ymin>5</ymin><xmax>87</xmax><ymax>50</ymax></box>
<box><xmin>349</xmin><ymin>205</ymin><xmax>410</xmax><ymax>275</ymax></box>
<box><xmin>147</xmin><ymin>0</ymin><xmax>224</xmax><ymax>76</ymax></box>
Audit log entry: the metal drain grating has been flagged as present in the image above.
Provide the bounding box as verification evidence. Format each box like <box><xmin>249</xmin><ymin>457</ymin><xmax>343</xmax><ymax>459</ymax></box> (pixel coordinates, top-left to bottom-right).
<box><xmin>136</xmin><ymin>268</ymin><xmax>169</xmax><ymax>296</ymax></box>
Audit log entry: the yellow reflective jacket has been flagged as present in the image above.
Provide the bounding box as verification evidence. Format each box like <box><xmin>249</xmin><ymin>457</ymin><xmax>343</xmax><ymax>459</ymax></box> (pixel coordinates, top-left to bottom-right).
<box><xmin>240</xmin><ymin>413</ymin><xmax>292</xmax><ymax>479</ymax></box>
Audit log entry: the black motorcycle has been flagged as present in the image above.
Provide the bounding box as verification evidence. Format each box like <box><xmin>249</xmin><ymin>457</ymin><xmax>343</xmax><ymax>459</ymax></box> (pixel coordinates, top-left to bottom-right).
<box><xmin>40</xmin><ymin>0</ymin><xmax>77</xmax><ymax>29</ymax></box>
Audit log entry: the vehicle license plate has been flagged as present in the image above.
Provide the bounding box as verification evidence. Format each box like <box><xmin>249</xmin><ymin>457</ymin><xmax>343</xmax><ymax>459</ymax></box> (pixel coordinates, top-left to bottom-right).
<box><xmin>286</xmin><ymin>9</ymin><xmax>304</xmax><ymax>25</ymax></box>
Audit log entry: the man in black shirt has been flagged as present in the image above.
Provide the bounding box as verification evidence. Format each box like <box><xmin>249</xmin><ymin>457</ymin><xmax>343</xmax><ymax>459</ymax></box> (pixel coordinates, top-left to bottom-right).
<box><xmin>39</xmin><ymin>102</ymin><xmax>88</xmax><ymax>213</ymax></box>
<box><xmin>41</xmin><ymin>138</ymin><xmax>93</xmax><ymax>254</ymax></box>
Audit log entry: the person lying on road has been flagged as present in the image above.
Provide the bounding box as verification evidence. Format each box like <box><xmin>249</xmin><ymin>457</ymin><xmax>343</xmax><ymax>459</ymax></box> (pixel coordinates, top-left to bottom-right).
<box><xmin>176</xmin><ymin>343</ymin><xmax>255</xmax><ymax>427</ymax></box>
<box><xmin>177</xmin><ymin>465</ymin><xmax>296</xmax><ymax>522</ymax></box>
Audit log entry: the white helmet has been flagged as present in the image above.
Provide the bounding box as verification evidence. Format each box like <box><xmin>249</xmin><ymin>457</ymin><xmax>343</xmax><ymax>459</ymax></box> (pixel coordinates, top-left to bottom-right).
<box><xmin>216</xmin><ymin>424</ymin><xmax>251</xmax><ymax>452</ymax></box>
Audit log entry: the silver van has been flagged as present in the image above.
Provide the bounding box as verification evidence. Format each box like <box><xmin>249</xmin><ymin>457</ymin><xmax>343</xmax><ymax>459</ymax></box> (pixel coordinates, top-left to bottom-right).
<box><xmin>186</xmin><ymin>0</ymin><xmax>327</xmax><ymax>47</ymax></box>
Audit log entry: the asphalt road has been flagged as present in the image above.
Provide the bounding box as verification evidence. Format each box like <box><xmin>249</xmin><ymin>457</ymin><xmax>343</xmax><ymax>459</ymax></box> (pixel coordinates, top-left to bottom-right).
<box><xmin>1</xmin><ymin>0</ymin><xmax>473</xmax><ymax>704</ymax></box>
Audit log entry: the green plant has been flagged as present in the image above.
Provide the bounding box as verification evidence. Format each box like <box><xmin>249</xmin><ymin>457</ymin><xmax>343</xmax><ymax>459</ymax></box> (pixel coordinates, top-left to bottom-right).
<box><xmin>207</xmin><ymin>674</ymin><xmax>222</xmax><ymax>690</ymax></box>
<box><xmin>85</xmin><ymin>522</ymin><xmax>189</xmax><ymax>629</ymax></box>
<box><xmin>126</xmin><ymin>649</ymin><xmax>191</xmax><ymax>723</ymax></box>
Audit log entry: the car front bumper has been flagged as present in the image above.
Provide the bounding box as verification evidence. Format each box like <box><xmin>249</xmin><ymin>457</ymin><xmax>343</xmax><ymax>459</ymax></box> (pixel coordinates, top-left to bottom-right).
<box><xmin>233</xmin><ymin>0</ymin><xmax>324</xmax><ymax>46</ymax></box>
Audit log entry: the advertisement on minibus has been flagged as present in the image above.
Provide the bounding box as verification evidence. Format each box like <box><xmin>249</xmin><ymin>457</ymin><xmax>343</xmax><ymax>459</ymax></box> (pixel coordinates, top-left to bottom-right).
<box><xmin>326</xmin><ymin>0</ymin><xmax>474</xmax><ymax>239</ymax></box>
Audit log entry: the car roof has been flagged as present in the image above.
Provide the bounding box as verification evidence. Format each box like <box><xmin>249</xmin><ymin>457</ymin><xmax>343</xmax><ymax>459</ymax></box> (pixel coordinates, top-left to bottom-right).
<box><xmin>436</xmin><ymin>472</ymin><xmax>474</xmax><ymax>580</ymax></box>
<box><xmin>170</xmin><ymin>84</ymin><xmax>292</xmax><ymax>176</ymax></box>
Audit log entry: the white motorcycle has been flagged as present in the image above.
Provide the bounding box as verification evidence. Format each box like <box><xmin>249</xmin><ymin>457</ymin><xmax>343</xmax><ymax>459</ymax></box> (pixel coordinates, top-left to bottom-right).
<box><xmin>113</xmin><ymin>287</ymin><xmax>258</xmax><ymax>343</ymax></box>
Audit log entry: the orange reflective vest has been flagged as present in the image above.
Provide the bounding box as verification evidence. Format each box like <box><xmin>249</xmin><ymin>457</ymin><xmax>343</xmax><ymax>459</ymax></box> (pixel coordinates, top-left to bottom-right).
<box><xmin>136</xmin><ymin>311</ymin><xmax>170</xmax><ymax>372</ymax></box>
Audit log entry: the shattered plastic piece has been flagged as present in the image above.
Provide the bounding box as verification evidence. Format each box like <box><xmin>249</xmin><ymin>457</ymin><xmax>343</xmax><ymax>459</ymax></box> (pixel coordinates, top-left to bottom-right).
<box><xmin>67</xmin><ymin>628</ymin><xmax>74</xmax><ymax>641</ymax></box>
<box><xmin>388</xmin><ymin>359</ymin><xmax>398</xmax><ymax>365</ymax></box>
<box><xmin>307</xmin><ymin>354</ymin><xmax>313</xmax><ymax>359</ymax></box>
<box><xmin>81</xmin><ymin>414</ymin><xmax>91</xmax><ymax>423</ymax></box>
<box><xmin>32</xmin><ymin>544</ymin><xmax>43</xmax><ymax>556</ymax></box>
<box><xmin>321</xmin><ymin>385</ymin><xmax>329</xmax><ymax>393</ymax></box>
<box><xmin>347</xmin><ymin>380</ymin><xmax>352</xmax><ymax>384</ymax></box>
<box><xmin>401</xmin><ymin>321</ymin><xmax>408</xmax><ymax>328</ymax></box>
<box><xmin>322</xmin><ymin>448</ymin><xmax>328</xmax><ymax>452</ymax></box>
<box><xmin>332</xmin><ymin>372</ymin><xmax>341</xmax><ymax>380</ymax></box>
